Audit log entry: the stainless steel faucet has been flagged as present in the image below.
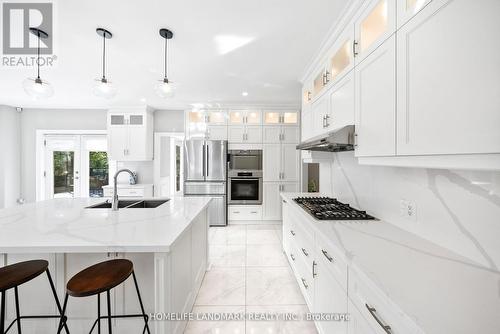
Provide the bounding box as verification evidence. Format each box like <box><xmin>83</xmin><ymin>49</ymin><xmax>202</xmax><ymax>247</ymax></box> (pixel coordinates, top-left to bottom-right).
<box><xmin>112</xmin><ymin>168</ymin><xmax>135</xmax><ymax>211</ymax></box>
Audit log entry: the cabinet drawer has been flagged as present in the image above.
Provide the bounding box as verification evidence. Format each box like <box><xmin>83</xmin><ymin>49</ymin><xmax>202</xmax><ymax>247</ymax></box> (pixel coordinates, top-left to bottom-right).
<box><xmin>103</xmin><ymin>187</ymin><xmax>145</xmax><ymax>197</ymax></box>
<box><xmin>315</xmin><ymin>233</ymin><xmax>348</xmax><ymax>291</ymax></box>
<box><xmin>288</xmin><ymin>240</ymin><xmax>314</xmax><ymax>308</ymax></box>
<box><xmin>228</xmin><ymin>206</ymin><xmax>262</xmax><ymax>220</ymax></box>
<box><xmin>349</xmin><ymin>269</ymin><xmax>422</xmax><ymax>334</ymax></box>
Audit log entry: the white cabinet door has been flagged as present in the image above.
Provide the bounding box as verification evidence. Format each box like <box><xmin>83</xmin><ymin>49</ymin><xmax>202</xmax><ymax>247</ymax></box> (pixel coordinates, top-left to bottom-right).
<box><xmin>314</xmin><ymin>263</ymin><xmax>348</xmax><ymax>334</ymax></box>
<box><xmin>282</xmin><ymin>127</ymin><xmax>300</xmax><ymax>144</ymax></box>
<box><xmin>282</xmin><ymin>144</ymin><xmax>299</xmax><ymax>182</ymax></box>
<box><xmin>128</xmin><ymin>125</ymin><xmax>148</xmax><ymax>160</ymax></box>
<box><xmin>263</xmin><ymin>144</ymin><xmax>281</xmax><ymax>182</ymax></box>
<box><xmin>328</xmin><ymin>25</ymin><xmax>355</xmax><ymax>86</ymax></box>
<box><xmin>207</xmin><ymin>110</ymin><xmax>226</xmax><ymax>125</ymax></box>
<box><xmin>263</xmin><ymin>183</ymin><xmax>281</xmax><ymax>220</ymax></box>
<box><xmin>312</xmin><ymin>93</ymin><xmax>330</xmax><ymax>136</ymax></box>
<box><xmin>228</xmin><ymin>126</ymin><xmax>245</xmax><ymax>143</ymax></box>
<box><xmin>348</xmin><ymin>301</ymin><xmax>380</xmax><ymax>334</ymax></box>
<box><xmin>206</xmin><ymin>125</ymin><xmax>228</xmax><ymax>141</ymax></box>
<box><xmin>263</xmin><ymin>126</ymin><xmax>281</xmax><ymax>143</ymax></box>
<box><xmin>329</xmin><ymin>70</ymin><xmax>355</xmax><ymax>130</ymax></box>
<box><xmin>354</xmin><ymin>0</ymin><xmax>396</xmax><ymax>63</ymax></box>
<box><xmin>301</xmin><ymin>111</ymin><xmax>314</xmax><ymax>141</ymax></box>
<box><xmin>355</xmin><ymin>35</ymin><xmax>396</xmax><ymax>157</ymax></box>
<box><xmin>107</xmin><ymin>126</ymin><xmax>128</xmax><ymax>161</ymax></box>
<box><xmin>282</xmin><ymin>111</ymin><xmax>299</xmax><ymax>125</ymax></box>
<box><xmin>245</xmin><ymin>110</ymin><xmax>262</xmax><ymax>124</ymax></box>
<box><xmin>397</xmin><ymin>0</ymin><xmax>500</xmax><ymax>155</ymax></box>
<box><xmin>245</xmin><ymin>126</ymin><xmax>263</xmax><ymax>143</ymax></box>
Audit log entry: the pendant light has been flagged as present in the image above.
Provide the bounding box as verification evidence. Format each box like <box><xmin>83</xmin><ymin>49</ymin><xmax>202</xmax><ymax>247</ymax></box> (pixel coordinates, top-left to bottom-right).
<box><xmin>155</xmin><ymin>28</ymin><xmax>175</xmax><ymax>98</ymax></box>
<box><xmin>23</xmin><ymin>28</ymin><xmax>54</xmax><ymax>99</ymax></box>
<box><xmin>93</xmin><ymin>28</ymin><xmax>116</xmax><ymax>99</ymax></box>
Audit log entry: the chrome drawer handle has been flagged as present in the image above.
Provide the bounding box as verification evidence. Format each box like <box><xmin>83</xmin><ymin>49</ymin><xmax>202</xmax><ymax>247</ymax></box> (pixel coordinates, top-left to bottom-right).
<box><xmin>365</xmin><ymin>304</ymin><xmax>392</xmax><ymax>334</ymax></box>
<box><xmin>290</xmin><ymin>254</ymin><xmax>295</xmax><ymax>261</ymax></box>
<box><xmin>233</xmin><ymin>211</ymin><xmax>240</xmax><ymax>214</ymax></box>
<box><xmin>312</xmin><ymin>261</ymin><xmax>317</xmax><ymax>278</ymax></box>
<box><xmin>250</xmin><ymin>211</ymin><xmax>258</xmax><ymax>214</ymax></box>
<box><xmin>290</xmin><ymin>230</ymin><xmax>295</xmax><ymax>236</ymax></box>
<box><xmin>301</xmin><ymin>248</ymin><xmax>309</xmax><ymax>257</ymax></box>
<box><xmin>301</xmin><ymin>278</ymin><xmax>308</xmax><ymax>289</ymax></box>
<box><xmin>321</xmin><ymin>249</ymin><xmax>334</xmax><ymax>262</ymax></box>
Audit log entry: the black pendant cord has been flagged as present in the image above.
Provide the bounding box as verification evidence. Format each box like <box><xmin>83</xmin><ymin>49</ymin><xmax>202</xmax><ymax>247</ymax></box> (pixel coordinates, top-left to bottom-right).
<box><xmin>36</xmin><ymin>32</ymin><xmax>40</xmax><ymax>80</ymax></box>
<box><xmin>102</xmin><ymin>34</ymin><xmax>106</xmax><ymax>81</ymax></box>
<box><xmin>164</xmin><ymin>38</ymin><xmax>168</xmax><ymax>81</ymax></box>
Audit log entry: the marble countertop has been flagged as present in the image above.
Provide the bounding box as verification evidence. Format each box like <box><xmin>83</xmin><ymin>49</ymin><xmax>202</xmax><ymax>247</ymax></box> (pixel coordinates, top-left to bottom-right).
<box><xmin>0</xmin><ymin>196</ymin><xmax>211</xmax><ymax>253</ymax></box>
<box><xmin>282</xmin><ymin>193</ymin><xmax>500</xmax><ymax>334</ymax></box>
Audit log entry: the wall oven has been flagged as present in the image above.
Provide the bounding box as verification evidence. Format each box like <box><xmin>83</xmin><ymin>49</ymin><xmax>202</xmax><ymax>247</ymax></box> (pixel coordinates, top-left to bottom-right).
<box><xmin>228</xmin><ymin>171</ymin><xmax>263</xmax><ymax>205</ymax></box>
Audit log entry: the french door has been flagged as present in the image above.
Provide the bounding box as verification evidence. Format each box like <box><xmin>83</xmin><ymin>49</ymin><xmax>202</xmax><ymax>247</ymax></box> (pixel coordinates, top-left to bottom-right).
<box><xmin>43</xmin><ymin>135</ymin><xmax>109</xmax><ymax>199</ymax></box>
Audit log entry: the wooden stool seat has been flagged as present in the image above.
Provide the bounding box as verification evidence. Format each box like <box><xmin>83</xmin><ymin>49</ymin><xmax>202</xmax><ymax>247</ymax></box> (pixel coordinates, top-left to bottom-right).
<box><xmin>66</xmin><ymin>259</ymin><xmax>133</xmax><ymax>297</ymax></box>
<box><xmin>0</xmin><ymin>260</ymin><xmax>48</xmax><ymax>292</ymax></box>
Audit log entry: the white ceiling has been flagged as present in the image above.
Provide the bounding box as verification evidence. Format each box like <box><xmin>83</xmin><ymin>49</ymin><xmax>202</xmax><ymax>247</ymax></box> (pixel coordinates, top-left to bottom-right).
<box><xmin>0</xmin><ymin>0</ymin><xmax>349</xmax><ymax>109</ymax></box>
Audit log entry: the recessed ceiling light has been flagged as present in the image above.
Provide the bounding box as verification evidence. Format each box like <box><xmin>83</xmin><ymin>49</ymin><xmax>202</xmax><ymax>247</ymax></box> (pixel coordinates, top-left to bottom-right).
<box><xmin>140</xmin><ymin>97</ymin><xmax>146</xmax><ymax>103</ymax></box>
<box><xmin>242</xmin><ymin>92</ymin><xmax>249</xmax><ymax>97</ymax></box>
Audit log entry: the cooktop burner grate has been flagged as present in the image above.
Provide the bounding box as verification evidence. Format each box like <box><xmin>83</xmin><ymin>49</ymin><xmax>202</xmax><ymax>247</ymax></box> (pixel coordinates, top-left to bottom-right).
<box><xmin>294</xmin><ymin>197</ymin><xmax>376</xmax><ymax>221</ymax></box>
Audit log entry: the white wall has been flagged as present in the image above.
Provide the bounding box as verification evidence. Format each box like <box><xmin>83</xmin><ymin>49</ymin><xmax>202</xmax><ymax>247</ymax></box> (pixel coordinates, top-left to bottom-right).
<box><xmin>0</xmin><ymin>105</ymin><xmax>21</xmax><ymax>208</ymax></box>
<box><xmin>318</xmin><ymin>152</ymin><xmax>500</xmax><ymax>270</ymax></box>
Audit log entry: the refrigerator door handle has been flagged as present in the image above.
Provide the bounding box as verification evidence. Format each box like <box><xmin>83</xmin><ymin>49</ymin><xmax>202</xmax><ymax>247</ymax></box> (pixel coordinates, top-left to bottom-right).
<box><xmin>202</xmin><ymin>143</ymin><xmax>206</xmax><ymax>178</ymax></box>
<box><xmin>206</xmin><ymin>144</ymin><xmax>210</xmax><ymax>177</ymax></box>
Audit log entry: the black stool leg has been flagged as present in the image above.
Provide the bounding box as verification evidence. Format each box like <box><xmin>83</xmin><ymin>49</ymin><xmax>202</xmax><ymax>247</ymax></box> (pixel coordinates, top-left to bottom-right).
<box><xmin>132</xmin><ymin>271</ymin><xmax>150</xmax><ymax>334</ymax></box>
<box><xmin>0</xmin><ymin>291</ymin><xmax>5</xmax><ymax>334</ymax></box>
<box><xmin>57</xmin><ymin>293</ymin><xmax>68</xmax><ymax>334</ymax></box>
<box><xmin>106</xmin><ymin>291</ymin><xmax>112</xmax><ymax>334</ymax></box>
<box><xmin>97</xmin><ymin>294</ymin><xmax>100</xmax><ymax>334</ymax></box>
<box><xmin>46</xmin><ymin>269</ymin><xmax>70</xmax><ymax>334</ymax></box>
<box><xmin>14</xmin><ymin>287</ymin><xmax>22</xmax><ymax>334</ymax></box>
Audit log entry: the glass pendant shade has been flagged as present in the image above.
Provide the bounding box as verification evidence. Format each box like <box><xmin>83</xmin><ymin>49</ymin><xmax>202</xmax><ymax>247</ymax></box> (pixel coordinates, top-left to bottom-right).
<box><xmin>23</xmin><ymin>77</ymin><xmax>54</xmax><ymax>99</ymax></box>
<box><xmin>93</xmin><ymin>78</ymin><xmax>116</xmax><ymax>99</ymax></box>
<box><xmin>155</xmin><ymin>79</ymin><xmax>174</xmax><ymax>98</ymax></box>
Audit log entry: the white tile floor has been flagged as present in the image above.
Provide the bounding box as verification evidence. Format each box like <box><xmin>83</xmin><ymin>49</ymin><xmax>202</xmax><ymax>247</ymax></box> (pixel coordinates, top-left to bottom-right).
<box><xmin>184</xmin><ymin>224</ymin><xmax>318</xmax><ymax>334</ymax></box>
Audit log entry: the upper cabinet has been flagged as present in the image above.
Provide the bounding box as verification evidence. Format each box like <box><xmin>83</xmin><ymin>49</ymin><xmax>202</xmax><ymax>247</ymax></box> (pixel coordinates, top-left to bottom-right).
<box><xmin>396</xmin><ymin>0</ymin><xmax>500</xmax><ymax>156</ymax></box>
<box><xmin>107</xmin><ymin>107</ymin><xmax>154</xmax><ymax>161</ymax></box>
<box><xmin>188</xmin><ymin>109</ymin><xmax>227</xmax><ymax>125</ymax></box>
<box><xmin>328</xmin><ymin>25</ymin><xmax>355</xmax><ymax>86</ymax></box>
<box><xmin>354</xmin><ymin>0</ymin><xmax>396</xmax><ymax>63</ymax></box>
<box><xmin>313</xmin><ymin>65</ymin><xmax>329</xmax><ymax>98</ymax></box>
<box><xmin>263</xmin><ymin>111</ymin><xmax>299</xmax><ymax>125</ymax></box>
<box><xmin>228</xmin><ymin>110</ymin><xmax>261</xmax><ymax>125</ymax></box>
<box><xmin>397</xmin><ymin>0</ymin><xmax>432</xmax><ymax>28</ymax></box>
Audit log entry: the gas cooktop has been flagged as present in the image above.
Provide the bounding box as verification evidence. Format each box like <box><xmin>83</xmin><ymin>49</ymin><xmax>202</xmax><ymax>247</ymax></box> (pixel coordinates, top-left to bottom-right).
<box><xmin>294</xmin><ymin>197</ymin><xmax>376</xmax><ymax>221</ymax></box>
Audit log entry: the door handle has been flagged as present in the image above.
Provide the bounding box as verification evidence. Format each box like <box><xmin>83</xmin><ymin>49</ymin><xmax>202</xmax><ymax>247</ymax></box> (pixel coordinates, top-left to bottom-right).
<box><xmin>301</xmin><ymin>248</ymin><xmax>309</xmax><ymax>257</ymax></box>
<box><xmin>321</xmin><ymin>249</ymin><xmax>334</xmax><ymax>262</ymax></box>
<box><xmin>290</xmin><ymin>230</ymin><xmax>295</xmax><ymax>236</ymax></box>
<box><xmin>301</xmin><ymin>278</ymin><xmax>309</xmax><ymax>289</ymax></box>
<box><xmin>206</xmin><ymin>145</ymin><xmax>210</xmax><ymax>176</ymax></box>
<box><xmin>365</xmin><ymin>304</ymin><xmax>392</xmax><ymax>334</ymax></box>
<box><xmin>290</xmin><ymin>253</ymin><xmax>295</xmax><ymax>261</ymax></box>
<box><xmin>312</xmin><ymin>261</ymin><xmax>317</xmax><ymax>278</ymax></box>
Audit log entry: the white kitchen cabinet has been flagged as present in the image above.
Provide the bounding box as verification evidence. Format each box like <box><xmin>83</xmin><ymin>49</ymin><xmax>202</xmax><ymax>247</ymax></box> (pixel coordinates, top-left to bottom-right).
<box><xmin>354</xmin><ymin>35</ymin><xmax>396</xmax><ymax>157</ymax></box>
<box><xmin>262</xmin><ymin>182</ymin><xmax>298</xmax><ymax>221</ymax></box>
<box><xmin>397</xmin><ymin>0</ymin><xmax>432</xmax><ymax>28</ymax></box>
<box><xmin>188</xmin><ymin>110</ymin><xmax>226</xmax><ymax>125</ymax></box>
<box><xmin>228</xmin><ymin>205</ymin><xmax>262</xmax><ymax>220</ymax></box>
<box><xmin>263</xmin><ymin>144</ymin><xmax>299</xmax><ymax>182</ymax></box>
<box><xmin>330</xmin><ymin>70</ymin><xmax>355</xmax><ymax>130</ymax></box>
<box><xmin>102</xmin><ymin>184</ymin><xmax>153</xmax><ymax>198</ymax></box>
<box><xmin>354</xmin><ymin>0</ymin><xmax>396</xmax><ymax>64</ymax></box>
<box><xmin>263</xmin><ymin>126</ymin><xmax>300</xmax><ymax>144</ymax></box>
<box><xmin>107</xmin><ymin>108</ymin><xmax>154</xmax><ymax>161</ymax></box>
<box><xmin>263</xmin><ymin>110</ymin><xmax>299</xmax><ymax>125</ymax></box>
<box><xmin>328</xmin><ymin>25</ymin><xmax>355</xmax><ymax>86</ymax></box>
<box><xmin>228</xmin><ymin>125</ymin><xmax>262</xmax><ymax>143</ymax></box>
<box><xmin>228</xmin><ymin>110</ymin><xmax>261</xmax><ymax>125</ymax></box>
<box><xmin>206</xmin><ymin>125</ymin><xmax>228</xmax><ymax>140</ymax></box>
<box><xmin>312</xmin><ymin>92</ymin><xmax>330</xmax><ymax>136</ymax></box>
<box><xmin>313</xmin><ymin>65</ymin><xmax>330</xmax><ymax>98</ymax></box>
<box><xmin>301</xmin><ymin>111</ymin><xmax>314</xmax><ymax>141</ymax></box>
<box><xmin>348</xmin><ymin>300</ymin><xmax>380</xmax><ymax>334</ymax></box>
<box><xmin>396</xmin><ymin>0</ymin><xmax>500</xmax><ymax>156</ymax></box>
<box><xmin>314</xmin><ymin>260</ymin><xmax>348</xmax><ymax>334</ymax></box>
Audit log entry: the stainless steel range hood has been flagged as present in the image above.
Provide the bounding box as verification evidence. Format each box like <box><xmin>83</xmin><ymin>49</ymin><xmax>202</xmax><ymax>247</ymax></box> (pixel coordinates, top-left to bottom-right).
<box><xmin>296</xmin><ymin>125</ymin><xmax>355</xmax><ymax>152</ymax></box>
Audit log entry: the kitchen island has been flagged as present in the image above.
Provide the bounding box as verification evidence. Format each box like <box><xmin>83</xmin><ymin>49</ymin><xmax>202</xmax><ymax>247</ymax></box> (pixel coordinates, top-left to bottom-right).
<box><xmin>0</xmin><ymin>196</ymin><xmax>211</xmax><ymax>334</ymax></box>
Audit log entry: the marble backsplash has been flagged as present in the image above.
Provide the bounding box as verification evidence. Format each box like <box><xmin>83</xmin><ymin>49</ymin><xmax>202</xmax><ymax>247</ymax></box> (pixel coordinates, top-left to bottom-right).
<box><xmin>318</xmin><ymin>152</ymin><xmax>500</xmax><ymax>270</ymax></box>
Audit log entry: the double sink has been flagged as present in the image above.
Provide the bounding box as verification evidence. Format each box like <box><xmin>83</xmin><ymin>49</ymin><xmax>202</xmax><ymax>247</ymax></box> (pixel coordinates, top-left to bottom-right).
<box><xmin>85</xmin><ymin>199</ymin><xmax>169</xmax><ymax>209</ymax></box>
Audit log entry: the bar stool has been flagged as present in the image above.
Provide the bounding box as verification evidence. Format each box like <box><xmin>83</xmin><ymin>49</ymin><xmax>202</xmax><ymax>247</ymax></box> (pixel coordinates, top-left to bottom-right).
<box><xmin>57</xmin><ymin>259</ymin><xmax>150</xmax><ymax>334</ymax></box>
<box><xmin>0</xmin><ymin>259</ymin><xmax>69</xmax><ymax>333</ymax></box>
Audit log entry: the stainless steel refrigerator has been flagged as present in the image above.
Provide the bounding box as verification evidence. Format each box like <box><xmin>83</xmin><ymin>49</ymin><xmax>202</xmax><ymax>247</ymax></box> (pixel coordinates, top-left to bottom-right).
<box><xmin>184</xmin><ymin>140</ymin><xmax>227</xmax><ymax>226</ymax></box>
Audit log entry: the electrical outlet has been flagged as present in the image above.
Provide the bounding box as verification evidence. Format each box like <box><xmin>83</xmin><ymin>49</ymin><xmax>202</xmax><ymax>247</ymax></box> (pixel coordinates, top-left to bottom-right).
<box><xmin>399</xmin><ymin>199</ymin><xmax>417</xmax><ymax>221</ymax></box>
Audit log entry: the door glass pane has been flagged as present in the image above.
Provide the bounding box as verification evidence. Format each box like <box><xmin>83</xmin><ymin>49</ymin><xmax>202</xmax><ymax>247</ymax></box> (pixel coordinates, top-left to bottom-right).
<box><xmin>330</xmin><ymin>40</ymin><xmax>351</xmax><ymax>80</ymax></box>
<box><xmin>360</xmin><ymin>0</ymin><xmax>388</xmax><ymax>52</ymax></box>
<box><xmin>264</xmin><ymin>112</ymin><xmax>280</xmax><ymax>124</ymax></box>
<box><xmin>229</xmin><ymin>111</ymin><xmax>244</xmax><ymax>124</ymax></box>
<box><xmin>129</xmin><ymin>115</ymin><xmax>143</xmax><ymax>125</ymax></box>
<box><xmin>230</xmin><ymin>179</ymin><xmax>259</xmax><ymax>201</ymax></box>
<box><xmin>246</xmin><ymin>111</ymin><xmax>261</xmax><ymax>124</ymax></box>
<box><xmin>89</xmin><ymin>151</ymin><xmax>109</xmax><ymax>197</ymax></box>
<box><xmin>189</xmin><ymin>111</ymin><xmax>205</xmax><ymax>123</ymax></box>
<box><xmin>314</xmin><ymin>71</ymin><xmax>325</xmax><ymax>95</ymax></box>
<box><xmin>110</xmin><ymin>115</ymin><xmax>125</xmax><ymax>125</ymax></box>
<box><xmin>283</xmin><ymin>112</ymin><xmax>297</xmax><ymax>124</ymax></box>
<box><xmin>209</xmin><ymin>111</ymin><xmax>225</xmax><ymax>123</ymax></box>
<box><xmin>53</xmin><ymin>151</ymin><xmax>74</xmax><ymax>198</ymax></box>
